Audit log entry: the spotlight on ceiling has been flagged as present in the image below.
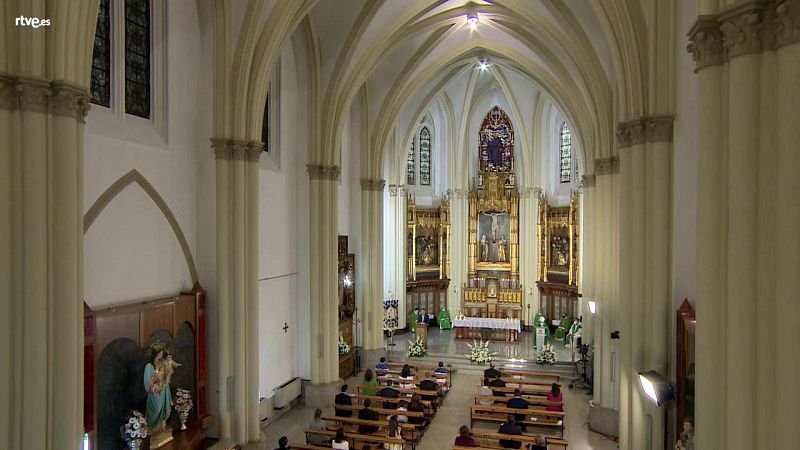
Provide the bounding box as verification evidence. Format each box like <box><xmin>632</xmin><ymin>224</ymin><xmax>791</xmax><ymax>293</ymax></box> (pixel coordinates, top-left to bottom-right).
<box><xmin>467</xmin><ymin>12</ymin><xmax>479</xmax><ymax>26</ymax></box>
<box><xmin>638</xmin><ymin>370</ymin><xmax>674</xmax><ymax>407</ymax></box>
<box><xmin>588</xmin><ymin>300</ymin><xmax>597</xmax><ymax>314</ymax></box>
<box><xmin>478</xmin><ymin>59</ymin><xmax>489</xmax><ymax>70</ymax></box>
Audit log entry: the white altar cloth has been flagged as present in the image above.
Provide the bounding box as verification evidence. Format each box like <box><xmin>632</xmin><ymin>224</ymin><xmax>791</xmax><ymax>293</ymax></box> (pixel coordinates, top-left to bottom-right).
<box><xmin>452</xmin><ymin>317</ymin><xmax>521</xmax><ymax>332</ymax></box>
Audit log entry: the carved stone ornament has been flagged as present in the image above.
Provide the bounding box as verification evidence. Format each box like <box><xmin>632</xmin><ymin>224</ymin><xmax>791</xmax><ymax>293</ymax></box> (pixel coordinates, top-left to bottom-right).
<box><xmin>595</xmin><ymin>157</ymin><xmax>619</xmax><ymax>175</ymax></box>
<box><xmin>580</xmin><ymin>174</ymin><xmax>596</xmax><ymax>188</ymax></box>
<box><xmin>49</xmin><ymin>81</ymin><xmax>91</xmax><ymax>123</ymax></box>
<box><xmin>388</xmin><ymin>184</ymin><xmax>399</xmax><ymax>196</ymax></box>
<box><xmin>0</xmin><ymin>75</ymin><xmax>18</xmax><ymax>110</ymax></box>
<box><xmin>617</xmin><ymin>116</ymin><xmax>674</xmax><ymax>148</ymax></box>
<box><xmin>688</xmin><ymin>16</ymin><xmax>725</xmax><ymax>72</ymax></box>
<box><xmin>0</xmin><ymin>75</ymin><xmax>90</xmax><ymax>122</ymax></box>
<box><xmin>719</xmin><ymin>5</ymin><xmax>765</xmax><ymax>58</ymax></box>
<box><xmin>360</xmin><ymin>179</ymin><xmax>386</xmax><ymax>191</ymax></box>
<box><xmin>306</xmin><ymin>164</ymin><xmax>341</xmax><ymax>181</ymax></box>
<box><xmin>774</xmin><ymin>0</ymin><xmax>800</xmax><ymax>48</ymax></box>
<box><xmin>211</xmin><ymin>138</ymin><xmax>262</xmax><ymax>162</ymax></box>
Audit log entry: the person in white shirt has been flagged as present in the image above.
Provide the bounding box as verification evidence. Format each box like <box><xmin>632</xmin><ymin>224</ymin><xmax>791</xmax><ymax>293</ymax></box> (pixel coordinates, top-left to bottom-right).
<box><xmin>478</xmin><ymin>377</ymin><xmax>494</xmax><ymax>406</ymax></box>
<box><xmin>396</xmin><ymin>400</ymin><xmax>409</xmax><ymax>423</ymax></box>
<box><xmin>331</xmin><ymin>428</ymin><xmax>349</xmax><ymax>449</ymax></box>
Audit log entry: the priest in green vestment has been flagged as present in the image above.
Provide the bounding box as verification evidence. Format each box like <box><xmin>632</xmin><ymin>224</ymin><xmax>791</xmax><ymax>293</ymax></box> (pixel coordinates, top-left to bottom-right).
<box><xmin>534</xmin><ymin>313</ymin><xmax>550</xmax><ymax>347</ymax></box>
<box><xmin>565</xmin><ymin>318</ymin><xmax>582</xmax><ymax>347</ymax></box>
<box><xmin>555</xmin><ymin>315</ymin><xmax>572</xmax><ymax>341</ymax></box>
<box><xmin>407</xmin><ymin>308</ymin><xmax>419</xmax><ymax>331</ymax></box>
<box><xmin>437</xmin><ymin>308</ymin><xmax>452</xmax><ymax>329</ymax></box>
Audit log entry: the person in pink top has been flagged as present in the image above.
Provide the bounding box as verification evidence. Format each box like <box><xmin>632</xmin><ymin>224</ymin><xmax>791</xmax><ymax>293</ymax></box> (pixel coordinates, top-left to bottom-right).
<box><xmin>546</xmin><ymin>383</ymin><xmax>563</xmax><ymax>412</ymax></box>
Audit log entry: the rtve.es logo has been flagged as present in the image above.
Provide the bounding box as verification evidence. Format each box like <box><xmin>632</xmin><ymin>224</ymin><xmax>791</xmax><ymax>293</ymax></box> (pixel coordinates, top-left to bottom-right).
<box><xmin>15</xmin><ymin>16</ymin><xmax>51</xmax><ymax>28</ymax></box>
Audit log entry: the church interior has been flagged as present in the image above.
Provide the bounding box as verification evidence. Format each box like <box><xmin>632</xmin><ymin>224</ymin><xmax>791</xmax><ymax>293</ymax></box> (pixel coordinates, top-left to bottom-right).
<box><xmin>2</xmin><ymin>1</ymin><xmax>800</xmax><ymax>450</ymax></box>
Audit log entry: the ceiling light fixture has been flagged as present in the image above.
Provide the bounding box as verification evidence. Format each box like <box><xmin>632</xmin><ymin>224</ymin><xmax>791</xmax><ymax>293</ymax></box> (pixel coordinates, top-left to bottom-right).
<box><xmin>467</xmin><ymin>12</ymin><xmax>479</xmax><ymax>26</ymax></box>
<box><xmin>478</xmin><ymin>59</ymin><xmax>489</xmax><ymax>70</ymax></box>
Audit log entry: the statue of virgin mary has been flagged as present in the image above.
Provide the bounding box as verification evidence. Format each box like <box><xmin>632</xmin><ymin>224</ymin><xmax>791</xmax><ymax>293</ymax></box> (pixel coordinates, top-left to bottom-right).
<box><xmin>144</xmin><ymin>344</ymin><xmax>180</xmax><ymax>432</ymax></box>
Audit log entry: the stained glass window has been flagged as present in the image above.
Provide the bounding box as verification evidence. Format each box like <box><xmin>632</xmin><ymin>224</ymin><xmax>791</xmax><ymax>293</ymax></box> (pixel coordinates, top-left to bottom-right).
<box><xmin>406</xmin><ymin>138</ymin><xmax>416</xmax><ymax>185</ymax></box>
<box><xmin>90</xmin><ymin>0</ymin><xmax>111</xmax><ymax>107</ymax></box>
<box><xmin>125</xmin><ymin>0</ymin><xmax>151</xmax><ymax>118</ymax></box>
<box><xmin>479</xmin><ymin>106</ymin><xmax>514</xmax><ymax>172</ymax></box>
<box><xmin>268</xmin><ymin>92</ymin><xmax>269</xmax><ymax>152</ymax></box>
<box><xmin>560</xmin><ymin>122</ymin><xmax>572</xmax><ymax>183</ymax></box>
<box><xmin>419</xmin><ymin>127</ymin><xmax>431</xmax><ymax>186</ymax></box>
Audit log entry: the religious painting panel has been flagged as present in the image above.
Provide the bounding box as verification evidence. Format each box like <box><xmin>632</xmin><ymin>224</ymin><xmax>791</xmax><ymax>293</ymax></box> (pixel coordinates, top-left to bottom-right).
<box><xmin>478</xmin><ymin>211</ymin><xmax>511</xmax><ymax>263</ymax></box>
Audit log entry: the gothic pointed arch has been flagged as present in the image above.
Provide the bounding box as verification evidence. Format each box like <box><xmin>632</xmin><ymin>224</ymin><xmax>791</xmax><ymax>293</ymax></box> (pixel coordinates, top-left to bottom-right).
<box><xmin>479</xmin><ymin>106</ymin><xmax>514</xmax><ymax>173</ymax></box>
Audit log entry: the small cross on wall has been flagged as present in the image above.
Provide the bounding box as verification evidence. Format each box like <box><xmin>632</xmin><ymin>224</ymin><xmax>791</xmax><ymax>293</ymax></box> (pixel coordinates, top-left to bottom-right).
<box><xmin>283</xmin><ymin>322</ymin><xmax>289</xmax><ymax>333</ymax></box>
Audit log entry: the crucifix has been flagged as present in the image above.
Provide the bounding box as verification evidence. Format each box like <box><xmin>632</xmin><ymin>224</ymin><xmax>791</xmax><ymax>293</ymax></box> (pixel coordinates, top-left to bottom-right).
<box><xmin>283</xmin><ymin>322</ymin><xmax>289</xmax><ymax>333</ymax></box>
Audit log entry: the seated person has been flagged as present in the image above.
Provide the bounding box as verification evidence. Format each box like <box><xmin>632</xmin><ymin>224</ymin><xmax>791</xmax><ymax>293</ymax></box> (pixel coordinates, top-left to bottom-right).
<box><xmin>478</xmin><ymin>378</ymin><xmax>494</xmax><ymax>405</ymax></box>
<box><xmin>308</xmin><ymin>408</ymin><xmax>330</xmax><ymax>445</ymax></box>
<box><xmin>498</xmin><ymin>415</ymin><xmax>523</xmax><ymax>449</ymax></box>
<box><xmin>379</xmin><ymin>380</ymin><xmax>400</xmax><ymax>409</ymax></box>
<box><xmin>400</xmin><ymin>364</ymin><xmax>413</xmax><ymax>378</ymax></box>
<box><xmin>362</xmin><ymin>369</ymin><xmax>379</xmax><ymax>396</ymax></box>
<box><xmin>546</xmin><ymin>383</ymin><xmax>563</xmax><ymax>412</ymax></box>
<box><xmin>484</xmin><ymin>363</ymin><xmax>501</xmax><ymax>379</ymax></box>
<box><xmin>407</xmin><ymin>394</ymin><xmax>426</xmax><ymax>426</ymax></box>
<box><xmin>453</xmin><ymin>425</ymin><xmax>479</xmax><ymax>447</ymax></box>
<box><xmin>399</xmin><ymin>364</ymin><xmax>415</xmax><ymax>389</ymax></box>
<box><xmin>506</xmin><ymin>389</ymin><xmax>529</xmax><ymax>430</ymax></box>
<box><xmin>554</xmin><ymin>314</ymin><xmax>572</xmax><ymax>341</ymax></box>
<box><xmin>434</xmin><ymin>361</ymin><xmax>448</xmax><ymax>374</ymax></box>
<box><xmin>396</xmin><ymin>400</ymin><xmax>409</xmax><ymax>423</ymax></box>
<box><xmin>331</xmin><ymin>429</ymin><xmax>349</xmax><ymax>450</ymax></box>
<box><xmin>490</xmin><ymin>377</ymin><xmax>507</xmax><ymax>397</ymax></box>
<box><xmin>529</xmin><ymin>434</ymin><xmax>548</xmax><ymax>450</ymax></box>
<box><xmin>437</xmin><ymin>308</ymin><xmax>453</xmax><ymax>329</ymax></box>
<box><xmin>434</xmin><ymin>362</ymin><xmax>449</xmax><ymax>392</ymax></box>
<box><xmin>274</xmin><ymin>436</ymin><xmax>288</xmax><ymax>450</ymax></box>
<box><xmin>419</xmin><ymin>378</ymin><xmax>439</xmax><ymax>406</ymax></box>
<box><xmin>335</xmin><ymin>384</ymin><xmax>353</xmax><ymax>417</ymax></box>
<box><xmin>357</xmin><ymin>399</ymin><xmax>380</xmax><ymax>434</ymax></box>
<box><xmin>375</xmin><ymin>356</ymin><xmax>389</xmax><ymax>371</ymax></box>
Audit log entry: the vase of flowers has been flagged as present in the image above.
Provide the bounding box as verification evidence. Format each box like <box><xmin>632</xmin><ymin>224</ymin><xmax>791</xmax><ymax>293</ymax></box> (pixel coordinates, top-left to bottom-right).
<box><xmin>120</xmin><ymin>410</ymin><xmax>148</xmax><ymax>449</ymax></box>
<box><xmin>466</xmin><ymin>339</ymin><xmax>498</xmax><ymax>364</ymax></box>
<box><xmin>536</xmin><ymin>344</ymin><xmax>557</xmax><ymax>365</ymax></box>
<box><xmin>174</xmin><ymin>388</ymin><xmax>193</xmax><ymax>431</ymax></box>
<box><xmin>407</xmin><ymin>335</ymin><xmax>426</xmax><ymax>357</ymax></box>
<box><xmin>338</xmin><ymin>335</ymin><xmax>351</xmax><ymax>356</ymax></box>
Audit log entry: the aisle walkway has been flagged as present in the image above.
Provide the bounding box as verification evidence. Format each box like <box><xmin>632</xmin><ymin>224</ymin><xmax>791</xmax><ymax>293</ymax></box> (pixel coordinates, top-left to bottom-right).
<box><xmin>250</xmin><ymin>367</ymin><xmax>618</xmax><ymax>449</ymax></box>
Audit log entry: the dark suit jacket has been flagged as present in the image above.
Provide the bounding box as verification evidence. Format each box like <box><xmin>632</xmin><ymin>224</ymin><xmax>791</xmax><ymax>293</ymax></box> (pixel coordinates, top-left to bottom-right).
<box><xmin>507</xmin><ymin>396</ymin><xmax>529</xmax><ymax>422</ymax></box>
<box><xmin>358</xmin><ymin>407</ymin><xmax>379</xmax><ymax>434</ymax></box>
<box><xmin>407</xmin><ymin>402</ymin><xmax>425</xmax><ymax>425</ymax></box>
<box><xmin>334</xmin><ymin>392</ymin><xmax>353</xmax><ymax>417</ymax></box>
<box><xmin>484</xmin><ymin>368</ymin><xmax>501</xmax><ymax>379</ymax></box>
<box><xmin>490</xmin><ymin>378</ymin><xmax>507</xmax><ymax>397</ymax></box>
<box><xmin>498</xmin><ymin>422</ymin><xmax>523</xmax><ymax>449</ymax></box>
<box><xmin>379</xmin><ymin>387</ymin><xmax>400</xmax><ymax>409</ymax></box>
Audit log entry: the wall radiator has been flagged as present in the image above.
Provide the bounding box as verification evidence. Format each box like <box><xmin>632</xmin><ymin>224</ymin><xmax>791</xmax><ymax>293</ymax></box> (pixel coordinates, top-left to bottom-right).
<box><xmin>273</xmin><ymin>377</ymin><xmax>301</xmax><ymax>409</ymax></box>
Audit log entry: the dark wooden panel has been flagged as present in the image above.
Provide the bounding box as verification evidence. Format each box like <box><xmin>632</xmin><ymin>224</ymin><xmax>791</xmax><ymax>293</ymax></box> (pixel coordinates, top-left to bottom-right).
<box><xmin>140</xmin><ymin>303</ymin><xmax>174</xmax><ymax>346</ymax></box>
<box><xmin>174</xmin><ymin>294</ymin><xmax>196</xmax><ymax>330</ymax></box>
<box><xmin>95</xmin><ymin>311</ymin><xmax>140</xmax><ymax>355</ymax></box>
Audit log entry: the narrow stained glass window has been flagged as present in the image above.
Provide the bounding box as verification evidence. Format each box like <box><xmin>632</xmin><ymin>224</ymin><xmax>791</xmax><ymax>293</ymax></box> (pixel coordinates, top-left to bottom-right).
<box><xmin>419</xmin><ymin>127</ymin><xmax>431</xmax><ymax>186</ymax></box>
<box><xmin>125</xmin><ymin>0</ymin><xmax>151</xmax><ymax>118</ymax></box>
<box><xmin>262</xmin><ymin>92</ymin><xmax>269</xmax><ymax>152</ymax></box>
<box><xmin>90</xmin><ymin>0</ymin><xmax>111</xmax><ymax>107</ymax></box>
<box><xmin>560</xmin><ymin>122</ymin><xmax>572</xmax><ymax>183</ymax></box>
<box><xmin>406</xmin><ymin>138</ymin><xmax>416</xmax><ymax>185</ymax></box>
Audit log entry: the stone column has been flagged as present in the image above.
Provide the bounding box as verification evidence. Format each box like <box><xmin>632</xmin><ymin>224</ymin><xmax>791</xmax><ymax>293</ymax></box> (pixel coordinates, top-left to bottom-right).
<box><xmin>447</xmin><ymin>189</ymin><xmax>469</xmax><ymax>313</ymax></box>
<box><xmin>519</xmin><ymin>187</ymin><xmax>541</xmax><ymax>325</ymax></box>
<box><xmin>212</xmin><ymin>139</ymin><xmax>262</xmax><ymax>443</ymax></box>
<box><xmin>360</xmin><ymin>179</ymin><xmax>385</xmax><ymax>349</ymax></box>
<box><xmin>1</xmin><ymin>76</ymin><xmax>88</xmax><ymax>450</ymax></box>
<box><xmin>307</xmin><ymin>165</ymin><xmax>340</xmax><ymax>384</ymax></box>
<box><xmin>617</xmin><ymin>116</ymin><xmax>673</xmax><ymax>450</ymax></box>
<box><xmin>385</xmin><ymin>185</ymin><xmax>407</xmax><ymax>326</ymax></box>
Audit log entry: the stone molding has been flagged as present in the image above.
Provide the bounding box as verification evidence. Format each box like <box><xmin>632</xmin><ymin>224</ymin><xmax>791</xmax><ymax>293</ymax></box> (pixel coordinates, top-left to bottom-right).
<box><xmin>211</xmin><ymin>138</ymin><xmax>262</xmax><ymax>162</ymax></box>
<box><xmin>306</xmin><ymin>164</ymin><xmax>341</xmax><ymax>181</ymax></box>
<box><xmin>688</xmin><ymin>1</ymin><xmax>800</xmax><ymax>71</ymax></box>
<box><xmin>595</xmin><ymin>157</ymin><xmax>620</xmax><ymax>175</ymax></box>
<box><xmin>447</xmin><ymin>188</ymin><xmax>469</xmax><ymax>199</ymax></box>
<box><xmin>388</xmin><ymin>184</ymin><xmax>399</xmax><ymax>196</ymax></box>
<box><xmin>616</xmin><ymin>115</ymin><xmax>674</xmax><ymax>148</ymax></box>
<box><xmin>581</xmin><ymin>174</ymin><xmax>597</xmax><ymax>188</ymax></box>
<box><xmin>519</xmin><ymin>187</ymin><xmax>543</xmax><ymax>198</ymax></box>
<box><xmin>360</xmin><ymin>179</ymin><xmax>386</xmax><ymax>191</ymax></box>
<box><xmin>0</xmin><ymin>74</ymin><xmax>90</xmax><ymax>122</ymax></box>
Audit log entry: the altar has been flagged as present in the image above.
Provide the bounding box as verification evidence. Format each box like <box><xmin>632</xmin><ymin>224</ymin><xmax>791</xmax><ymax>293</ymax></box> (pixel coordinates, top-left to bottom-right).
<box><xmin>453</xmin><ymin>316</ymin><xmax>521</xmax><ymax>342</ymax></box>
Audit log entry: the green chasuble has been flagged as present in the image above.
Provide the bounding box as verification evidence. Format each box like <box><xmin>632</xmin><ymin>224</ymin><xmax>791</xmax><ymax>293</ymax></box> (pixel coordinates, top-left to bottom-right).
<box><xmin>534</xmin><ymin>314</ymin><xmax>550</xmax><ymax>347</ymax></box>
<box><xmin>565</xmin><ymin>320</ymin><xmax>582</xmax><ymax>346</ymax></box>
<box><xmin>437</xmin><ymin>309</ymin><xmax>452</xmax><ymax>329</ymax></box>
<box><xmin>555</xmin><ymin>317</ymin><xmax>573</xmax><ymax>341</ymax></box>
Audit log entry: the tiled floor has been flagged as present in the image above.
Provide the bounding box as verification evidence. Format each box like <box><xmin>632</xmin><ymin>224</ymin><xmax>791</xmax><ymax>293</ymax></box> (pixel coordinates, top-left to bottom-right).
<box><xmin>249</xmin><ymin>331</ymin><xmax>617</xmax><ymax>449</ymax></box>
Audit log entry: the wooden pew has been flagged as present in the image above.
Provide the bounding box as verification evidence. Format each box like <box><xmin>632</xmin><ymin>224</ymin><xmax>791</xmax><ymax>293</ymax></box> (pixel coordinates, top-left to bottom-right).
<box><xmin>350</xmin><ymin>394</ymin><xmax>434</xmax><ymax>415</ymax></box>
<box><xmin>473</xmin><ymin>395</ymin><xmax>563</xmax><ymax>411</ymax></box>
<box><xmin>470</xmin><ymin>404</ymin><xmax>565</xmax><ymax>437</ymax></box>
<box><xmin>356</xmin><ymin>385</ymin><xmax>443</xmax><ymax>408</ymax></box>
<box><xmin>469</xmin><ymin>429</ymin><xmax>569</xmax><ymax>448</ymax></box>
<box><xmin>322</xmin><ymin>415</ymin><xmax>422</xmax><ymax>443</ymax></box>
<box><xmin>498</xmin><ymin>377</ymin><xmax>556</xmax><ymax>388</ymax></box>
<box><xmin>289</xmin><ymin>444</ymin><xmax>330</xmax><ymax>450</ymax></box>
<box><xmin>499</xmin><ymin>368</ymin><xmax>560</xmax><ymax>382</ymax></box>
<box><xmin>303</xmin><ymin>428</ymin><xmax>405</xmax><ymax>450</ymax></box>
<box><xmin>334</xmin><ymin>404</ymin><xmax>425</xmax><ymax>420</ymax></box>
<box><xmin>476</xmin><ymin>384</ymin><xmax>550</xmax><ymax>397</ymax></box>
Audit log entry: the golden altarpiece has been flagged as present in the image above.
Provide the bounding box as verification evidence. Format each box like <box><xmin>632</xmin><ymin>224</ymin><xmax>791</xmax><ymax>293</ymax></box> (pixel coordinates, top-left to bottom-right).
<box><xmin>460</xmin><ymin>106</ymin><xmax>523</xmax><ymax>319</ymax></box>
<box><xmin>405</xmin><ymin>195</ymin><xmax>450</xmax><ymax>326</ymax></box>
<box><xmin>535</xmin><ymin>193</ymin><xmax>580</xmax><ymax>320</ymax></box>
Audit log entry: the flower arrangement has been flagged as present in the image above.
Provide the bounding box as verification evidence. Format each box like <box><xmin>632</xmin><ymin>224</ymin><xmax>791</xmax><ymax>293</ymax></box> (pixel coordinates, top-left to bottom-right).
<box><xmin>338</xmin><ymin>335</ymin><xmax>351</xmax><ymax>356</ymax></box>
<box><xmin>536</xmin><ymin>344</ymin><xmax>557</xmax><ymax>365</ymax></box>
<box><xmin>466</xmin><ymin>339</ymin><xmax>498</xmax><ymax>364</ymax></box>
<box><xmin>120</xmin><ymin>410</ymin><xmax>148</xmax><ymax>444</ymax></box>
<box><xmin>407</xmin><ymin>335</ymin><xmax>426</xmax><ymax>357</ymax></box>
<box><xmin>174</xmin><ymin>388</ymin><xmax>193</xmax><ymax>430</ymax></box>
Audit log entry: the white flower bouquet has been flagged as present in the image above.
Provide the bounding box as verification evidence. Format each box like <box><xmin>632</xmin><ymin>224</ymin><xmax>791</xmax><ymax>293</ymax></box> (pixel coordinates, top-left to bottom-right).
<box><xmin>174</xmin><ymin>388</ymin><xmax>193</xmax><ymax>430</ymax></box>
<box><xmin>120</xmin><ymin>410</ymin><xmax>148</xmax><ymax>442</ymax></box>
<box><xmin>536</xmin><ymin>344</ymin><xmax>557</xmax><ymax>365</ymax></box>
<box><xmin>466</xmin><ymin>339</ymin><xmax>498</xmax><ymax>364</ymax></box>
<box><xmin>407</xmin><ymin>335</ymin><xmax>426</xmax><ymax>357</ymax></box>
<box><xmin>338</xmin><ymin>335</ymin><xmax>351</xmax><ymax>356</ymax></box>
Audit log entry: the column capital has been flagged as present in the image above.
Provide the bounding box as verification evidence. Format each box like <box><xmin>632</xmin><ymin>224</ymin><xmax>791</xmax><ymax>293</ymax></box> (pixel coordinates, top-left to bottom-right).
<box><xmin>616</xmin><ymin>115</ymin><xmax>674</xmax><ymax>148</ymax></box>
<box><xmin>360</xmin><ymin>179</ymin><xmax>386</xmax><ymax>191</ymax></box>
<box><xmin>211</xmin><ymin>138</ymin><xmax>263</xmax><ymax>162</ymax></box>
<box><xmin>688</xmin><ymin>16</ymin><xmax>725</xmax><ymax>72</ymax></box>
<box><xmin>446</xmin><ymin>188</ymin><xmax>468</xmax><ymax>199</ymax></box>
<box><xmin>519</xmin><ymin>187</ymin><xmax>542</xmax><ymax>199</ymax></box>
<box><xmin>306</xmin><ymin>164</ymin><xmax>341</xmax><ymax>181</ymax></box>
<box><xmin>0</xmin><ymin>74</ymin><xmax>90</xmax><ymax>122</ymax></box>
<box><xmin>595</xmin><ymin>156</ymin><xmax>620</xmax><ymax>175</ymax></box>
<box><xmin>774</xmin><ymin>0</ymin><xmax>800</xmax><ymax>49</ymax></box>
<box><xmin>581</xmin><ymin>174</ymin><xmax>597</xmax><ymax>188</ymax></box>
<box><xmin>719</xmin><ymin>3</ymin><xmax>766</xmax><ymax>59</ymax></box>
<box><xmin>388</xmin><ymin>184</ymin><xmax>399</xmax><ymax>196</ymax></box>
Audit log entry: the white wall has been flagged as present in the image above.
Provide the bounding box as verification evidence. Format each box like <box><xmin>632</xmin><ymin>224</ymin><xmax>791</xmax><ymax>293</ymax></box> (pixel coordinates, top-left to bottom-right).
<box><xmin>83</xmin><ymin>0</ymin><xmax>208</xmax><ymax>308</ymax></box>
